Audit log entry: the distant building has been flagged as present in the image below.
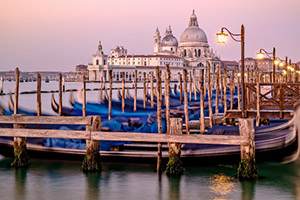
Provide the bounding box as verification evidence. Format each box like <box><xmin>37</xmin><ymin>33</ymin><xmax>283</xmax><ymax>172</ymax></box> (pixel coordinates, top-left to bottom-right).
<box><xmin>221</xmin><ymin>60</ymin><xmax>239</xmax><ymax>72</ymax></box>
<box><xmin>76</xmin><ymin>65</ymin><xmax>88</xmax><ymax>76</ymax></box>
<box><xmin>239</xmin><ymin>57</ymin><xmax>273</xmax><ymax>72</ymax></box>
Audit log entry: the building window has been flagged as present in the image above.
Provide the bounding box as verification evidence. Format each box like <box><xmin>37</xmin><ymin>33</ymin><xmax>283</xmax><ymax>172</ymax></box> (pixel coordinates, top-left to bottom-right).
<box><xmin>194</xmin><ymin>49</ymin><xmax>197</xmax><ymax>57</ymax></box>
<box><xmin>184</xmin><ymin>49</ymin><xmax>186</xmax><ymax>57</ymax></box>
<box><xmin>198</xmin><ymin>49</ymin><xmax>201</xmax><ymax>57</ymax></box>
<box><xmin>96</xmin><ymin>59</ymin><xmax>99</xmax><ymax>65</ymax></box>
<box><xmin>144</xmin><ymin>61</ymin><xmax>147</xmax><ymax>66</ymax></box>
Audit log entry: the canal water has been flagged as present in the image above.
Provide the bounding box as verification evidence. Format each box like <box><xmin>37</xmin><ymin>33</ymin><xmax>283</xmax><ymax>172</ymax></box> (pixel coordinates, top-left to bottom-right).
<box><xmin>0</xmin><ymin>81</ymin><xmax>300</xmax><ymax>200</ymax></box>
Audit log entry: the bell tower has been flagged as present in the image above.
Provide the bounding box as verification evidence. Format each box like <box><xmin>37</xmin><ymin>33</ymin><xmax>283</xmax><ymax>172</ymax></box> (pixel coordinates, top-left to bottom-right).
<box><xmin>153</xmin><ymin>27</ymin><xmax>161</xmax><ymax>54</ymax></box>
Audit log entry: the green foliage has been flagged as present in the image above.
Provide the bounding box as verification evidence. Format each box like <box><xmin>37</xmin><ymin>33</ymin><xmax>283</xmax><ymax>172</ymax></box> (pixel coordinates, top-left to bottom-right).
<box><xmin>11</xmin><ymin>148</ymin><xmax>29</xmax><ymax>168</ymax></box>
<box><xmin>81</xmin><ymin>152</ymin><xmax>102</xmax><ymax>172</ymax></box>
<box><xmin>237</xmin><ymin>158</ymin><xmax>258</xmax><ymax>180</ymax></box>
<box><xmin>165</xmin><ymin>154</ymin><xmax>185</xmax><ymax>177</ymax></box>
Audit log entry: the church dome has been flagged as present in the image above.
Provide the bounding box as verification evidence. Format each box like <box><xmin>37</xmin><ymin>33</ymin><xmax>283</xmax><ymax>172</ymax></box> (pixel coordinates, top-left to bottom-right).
<box><xmin>179</xmin><ymin>10</ymin><xmax>208</xmax><ymax>43</ymax></box>
<box><xmin>162</xmin><ymin>35</ymin><xmax>178</xmax><ymax>47</ymax></box>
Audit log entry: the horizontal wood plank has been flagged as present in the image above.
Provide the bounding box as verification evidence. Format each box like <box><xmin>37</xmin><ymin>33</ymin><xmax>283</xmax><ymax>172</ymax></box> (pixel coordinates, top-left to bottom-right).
<box><xmin>0</xmin><ymin>116</ymin><xmax>93</xmax><ymax>125</ymax></box>
<box><xmin>226</xmin><ymin>110</ymin><xmax>293</xmax><ymax>119</ymax></box>
<box><xmin>91</xmin><ymin>131</ymin><xmax>247</xmax><ymax>145</ymax></box>
<box><xmin>0</xmin><ymin>128</ymin><xmax>90</xmax><ymax>139</ymax></box>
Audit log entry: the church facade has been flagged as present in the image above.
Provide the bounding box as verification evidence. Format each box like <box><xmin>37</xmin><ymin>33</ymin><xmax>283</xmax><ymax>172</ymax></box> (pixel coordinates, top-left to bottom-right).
<box><xmin>87</xmin><ymin>10</ymin><xmax>221</xmax><ymax>81</ymax></box>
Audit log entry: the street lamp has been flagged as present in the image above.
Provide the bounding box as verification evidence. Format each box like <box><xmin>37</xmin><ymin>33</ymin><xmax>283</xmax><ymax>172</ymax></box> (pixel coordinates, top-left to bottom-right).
<box><xmin>217</xmin><ymin>25</ymin><xmax>246</xmax><ymax>118</ymax></box>
<box><xmin>256</xmin><ymin>48</ymin><xmax>276</xmax><ymax>82</ymax></box>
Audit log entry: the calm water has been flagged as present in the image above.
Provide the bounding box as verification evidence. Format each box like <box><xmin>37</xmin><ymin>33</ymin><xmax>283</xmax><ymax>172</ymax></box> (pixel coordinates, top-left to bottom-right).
<box><xmin>1</xmin><ymin>81</ymin><xmax>300</xmax><ymax>200</ymax></box>
<box><xmin>0</xmin><ymin>155</ymin><xmax>299</xmax><ymax>200</ymax></box>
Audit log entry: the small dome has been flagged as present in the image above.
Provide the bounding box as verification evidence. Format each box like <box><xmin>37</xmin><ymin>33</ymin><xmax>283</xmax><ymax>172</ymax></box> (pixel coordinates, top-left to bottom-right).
<box><xmin>180</xmin><ymin>27</ymin><xmax>207</xmax><ymax>43</ymax></box>
<box><xmin>162</xmin><ymin>35</ymin><xmax>178</xmax><ymax>47</ymax></box>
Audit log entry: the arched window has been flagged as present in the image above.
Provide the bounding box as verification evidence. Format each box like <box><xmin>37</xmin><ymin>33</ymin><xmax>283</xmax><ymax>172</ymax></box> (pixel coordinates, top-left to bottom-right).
<box><xmin>96</xmin><ymin>59</ymin><xmax>99</xmax><ymax>65</ymax></box>
<box><xmin>183</xmin><ymin>49</ymin><xmax>186</xmax><ymax>57</ymax></box>
<box><xmin>198</xmin><ymin>49</ymin><xmax>201</xmax><ymax>57</ymax></box>
<box><xmin>194</xmin><ymin>49</ymin><xmax>197</xmax><ymax>57</ymax></box>
<box><xmin>103</xmin><ymin>59</ymin><xmax>106</xmax><ymax>65</ymax></box>
<box><xmin>171</xmin><ymin>47</ymin><xmax>173</xmax><ymax>51</ymax></box>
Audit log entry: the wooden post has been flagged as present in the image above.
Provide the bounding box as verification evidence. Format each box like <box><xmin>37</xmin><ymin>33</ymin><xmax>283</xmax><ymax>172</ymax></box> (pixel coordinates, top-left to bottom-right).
<box><xmin>122</xmin><ymin>72</ymin><xmax>125</xmax><ymax>112</ymax></box>
<box><xmin>189</xmin><ymin>71</ymin><xmax>192</xmax><ymax>101</ymax></box>
<box><xmin>11</xmin><ymin>114</ymin><xmax>29</xmax><ymax>168</ymax></box>
<box><xmin>82</xmin><ymin>75</ymin><xmax>86</xmax><ymax>117</ymax></box>
<box><xmin>108</xmin><ymin>70</ymin><xmax>112</xmax><ymax>120</ymax></box>
<box><xmin>58</xmin><ymin>73</ymin><xmax>62</xmax><ymax>116</ymax></box>
<box><xmin>237</xmin><ymin>119</ymin><xmax>258</xmax><ymax>180</ymax></box>
<box><xmin>0</xmin><ymin>76</ymin><xmax>3</xmax><ymax>94</ymax></box>
<box><xmin>279</xmin><ymin>83</ymin><xmax>283</xmax><ymax>119</ymax></box>
<box><xmin>165</xmin><ymin>118</ymin><xmax>185</xmax><ymax>177</ymax></box>
<box><xmin>165</xmin><ymin>65</ymin><xmax>171</xmax><ymax>134</ymax></box>
<box><xmin>134</xmin><ymin>70</ymin><xmax>137</xmax><ymax>111</ymax></box>
<box><xmin>256</xmin><ymin>82</ymin><xmax>261</xmax><ymax>126</ymax></box>
<box><xmin>37</xmin><ymin>73</ymin><xmax>41</xmax><ymax>116</ymax></box>
<box><xmin>82</xmin><ymin>116</ymin><xmax>102</xmax><ymax>172</ymax></box>
<box><xmin>143</xmin><ymin>72</ymin><xmax>146</xmax><ymax>109</ymax></box>
<box><xmin>179</xmin><ymin>73</ymin><xmax>183</xmax><ymax>104</ymax></box>
<box><xmin>215</xmin><ymin>65</ymin><xmax>220</xmax><ymax>114</ymax></box>
<box><xmin>14</xmin><ymin>68</ymin><xmax>20</xmax><ymax>114</ymax></box>
<box><xmin>151</xmin><ymin>71</ymin><xmax>154</xmax><ymax>107</ymax></box>
<box><xmin>199</xmin><ymin>69</ymin><xmax>205</xmax><ymax>134</ymax></box>
<box><xmin>237</xmin><ymin>68</ymin><xmax>241</xmax><ymax>110</ymax></box>
<box><xmin>224</xmin><ymin>69</ymin><xmax>227</xmax><ymax>113</ymax></box>
<box><xmin>62</xmin><ymin>76</ymin><xmax>65</xmax><ymax>92</ymax></box>
<box><xmin>156</xmin><ymin>66</ymin><xmax>162</xmax><ymax>173</ymax></box>
<box><xmin>230</xmin><ymin>71</ymin><xmax>234</xmax><ymax>110</ymax></box>
<box><xmin>193</xmin><ymin>70</ymin><xmax>197</xmax><ymax>100</ymax></box>
<box><xmin>247</xmin><ymin>68</ymin><xmax>250</xmax><ymax>106</ymax></box>
<box><xmin>207</xmin><ymin>62</ymin><xmax>213</xmax><ymax>127</ymax></box>
<box><xmin>100</xmin><ymin>75</ymin><xmax>103</xmax><ymax>103</ymax></box>
<box><xmin>183</xmin><ymin>69</ymin><xmax>190</xmax><ymax>134</ymax></box>
<box><xmin>221</xmin><ymin>71</ymin><xmax>224</xmax><ymax>105</ymax></box>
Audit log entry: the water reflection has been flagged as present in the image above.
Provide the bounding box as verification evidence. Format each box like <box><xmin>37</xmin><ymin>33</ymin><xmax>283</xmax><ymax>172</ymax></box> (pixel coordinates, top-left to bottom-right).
<box><xmin>241</xmin><ymin>180</ymin><xmax>256</xmax><ymax>200</ymax></box>
<box><xmin>85</xmin><ymin>172</ymin><xmax>101</xmax><ymax>200</ymax></box>
<box><xmin>14</xmin><ymin>168</ymin><xmax>27</xmax><ymax>200</ymax></box>
<box><xmin>168</xmin><ymin>177</ymin><xmax>181</xmax><ymax>200</ymax></box>
<box><xmin>209</xmin><ymin>174</ymin><xmax>236</xmax><ymax>200</ymax></box>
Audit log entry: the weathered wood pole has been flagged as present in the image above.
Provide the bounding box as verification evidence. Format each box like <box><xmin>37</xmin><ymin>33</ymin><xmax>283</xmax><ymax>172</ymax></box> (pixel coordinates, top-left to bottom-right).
<box><xmin>62</xmin><ymin>76</ymin><xmax>65</xmax><ymax>92</ymax></box>
<box><xmin>224</xmin><ymin>69</ymin><xmax>227</xmax><ymax>113</ymax></box>
<box><xmin>134</xmin><ymin>70</ymin><xmax>137</xmax><ymax>111</ymax></box>
<box><xmin>165</xmin><ymin>65</ymin><xmax>171</xmax><ymax>134</ymax></box>
<box><xmin>165</xmin><ymin>118</ymin><xmax>185</xmax><ymax>177</ymax></box>
<box><xmin>189</xmin><ymin>71</ymin><xmax>192</xmax><ymax>101</ymax></box>
<box><xmin>100</xmin><ymin>75</ymin><xmax>103</xmax><ymax>103</ymax></box>
<box><xmin>237</xmin><ymin>68</ymin><xmax>241</xmax><ymax>110</ymax></box>
<box><xmin>58</xmin><ymin>73</ymin><xmax>62</xmax><ymax>116</ymax></box>
<box><xmin>215</xmin><ymin>65</ymin><xmax>220</xmax><ymax>114</ymax></box>
<box><xmin>82</xmin><ymin>75</ymin><xmax>86</xmax><ymax>117</ymax></box>
<box><xmin>221</xmin><ymin>71</ymin><xmax>224</xmax><ymax>105</ymax></box>
<box><xmin>193</xmin><ymin>70</ymin><xmax>197</xmax><ymax>100</ymax></box>
<box><xmin>237</xmin><ymin>119</ymin><xmax>258</xmax><ymax>180</ymax></box>
<box><xmin>150</xmin><ymin>71</ymin><xmax>154</xmax><ymax>107</ymax></box>
<box><xmin>82</xmin><ymin>116</ymin><xmax>102</xmax><ymax>172</ymax></box>
<box><xmin>246</xmin><ymin>68</ymin><xmax>250</xmax><ymax>106</ymax></box>
<box><xmin>11</xmin><ymin>114</ymin><xmax>29</xmax><ymax>168</ymax></box>
<box><xmin>0</xmin><ymin>76</ymin><xmax>3</xmax><ymax>94</ymax></box>
<box><xmin>279</xmin><ymin>83</ymin><xmax>283</xmax><ymax>119</ymax></box>
<box><xmin>179</xmin><ymin>73</ymin><xmax>183</xmax><ymax>104</ymax></box>
<box><xmin>183</xmin><ymin>69</ymin><xmax>190</xmax><ymax>134</ymax></box>
<box><xmin>199</xmin><ymin>69</ymin><xmax>205</xmax><ymax>134</ymax></box>
<box><xmin>156</xmin><ymin>66</ymin><xmax>163</xmax><ymax>173</ymax></box>
<box><xmin>14</xmin><ymin>68</ymin><xmax>20</xmax><ymax>114</ymax></box>
<box><xmin>256</xmin><ymin>81</ymin><xmax>261</xmax><ymax>126</ymax></box>
<box><xmin>207</xmin><ymin>62</ymin><xmax>213</xmax><ymax>127</ymax></box>
<box><xmin>108</xmin><ymin>70</ymin><xmax>112</xmax><ymax>120</ymax></box>
<box><xmin>122</xmin><ymin>72</ymin><xmax>125</xmax><ymax>112</ymax></box>
<box><xmin>37</xmin><ymin>73</ymin><xmax>41</xmax><ymax>116</ymax></box>
<box><xmin>230</xmin><ymin>71</ymin><xmax>234</xmax><ymax>110</ymax></box>
<box><xmin>143</xmin><ymin>72</ymin><xmax>146</xmax><ymax>109</ymax></box>
<box><xmin>285</xmin><ymin>56</ymin><xmax>288</xmax><ymax>82</ymax></box>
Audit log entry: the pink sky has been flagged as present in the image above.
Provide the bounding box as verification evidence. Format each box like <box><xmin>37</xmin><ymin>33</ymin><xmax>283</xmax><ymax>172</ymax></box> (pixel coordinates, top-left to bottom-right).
<box><xmin>0</xmin><ymin>0</ymin><xmax>299</xmax><ymax>71</ymax></box>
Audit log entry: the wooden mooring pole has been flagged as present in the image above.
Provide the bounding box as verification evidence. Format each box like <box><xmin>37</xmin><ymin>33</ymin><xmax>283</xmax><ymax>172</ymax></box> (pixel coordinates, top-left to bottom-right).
<box><xmin>82</xmin><ymin>75</ymin><xmax>86</xmax><ymax>117</ymax></box>
<box><xmin>37</xmin><ymin>73</ymin><xmax>41</xmax><ymax>116</ymax></box>
<box><xmin>237</xmin><ymin>119</ymin><xmax>257</xmax><ymax>180</ymax></box>
<box><xmin>150</xmin><ymin>71</ymin><xmax>154</xmax><ymax>108</ymax></box>
<box><xmin>165</xmin><ymin>118</ymin><xmax>185</xmax><ymax>176</ymax></box>
<box><xmin>58</xmin><ymin>73</ymin><xmax>62</xmax><ymax>116</ymax></box>
<box><xmin>82</xmin><ymin>116</ymin><xmax>102</xmax><ymax>172</ymax></box>
<box><xmin>199</xmin><ymin>69</ymin><xmax>205</xmax><ymax>134</ymax></box>
<box><xmin>207</xmin><ymin>62</ymin><xmax>213</xmax><ymax>127</ymax></box>
<box><xmin>189</xmin><ymin>71</ymin><xmax>192</xmax><ymax>101</ymax></box>
<box><xmin>179</xmin><ymin>73</ymin><xmax>183</xmax><ymax>104</ymax></box>
<box><xmin>134</xmin><ymin>70</ymin><xmax>137</xmax><ymax>111</ymax></box>
<box><xmin>193</xmin><ymin>70</ymin><xmax>197</xmax><ymax>101</ymax></box>
<box><xmin>156</xmin><ymin>66</ymin><xmax>162</xmax><ymax>173</ymax></box>
<box><xmin>0</xmin><ymin>76</ymin><xmax>3</xmax><ymax>94</ymax></box>
<box><xmin>237</xmin><ymin>68</ymin><xmax>241</xmax><ymax>110</ymax></box>
<box><xmin>183</xmin><ymin>69</ymin><xmax>190</xmax><ymax>134</ymax></box>
<box><xmin>224</xmin><ymin>69</ymin><xmax>227</xmax><ymax>113</ymax></box>
<box><xmin>143</xmin><ymin>72</ymin><xmax>146</xmax><ymax>109</ymax></box>
<box><xmin>108</xmin><ymin>70</ymin><xmax>112</xmax><ymax>120</ymax></box>
<box><xmin>215</xmin><ymin>65</ymin><xmax>220</xmax><ymax>114</ymax></box>
<box><xmin>12</xmin><ymin>69</ymin><xmax>28</xmax><ymax>167</ymax></box>
<box><xmin>165</xmin><ymin>65</ymin><xmax>171</xmax><ymax>134</ymax></box>
<box><xmin>122</xmin><ymin>72</ymin><xmax>125</xmax><ymax>112</ymax></box>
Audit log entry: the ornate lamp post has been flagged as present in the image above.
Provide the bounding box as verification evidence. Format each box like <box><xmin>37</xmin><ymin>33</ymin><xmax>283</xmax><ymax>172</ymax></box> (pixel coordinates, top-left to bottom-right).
<box><xmin>217</xmin><ymin>25</ymin><xmax>246</xmax><ymax>118</ymax></box>
<box><xmin>256</xmin><ymin>48</ymin><xmax>277</xmax><ymax>82</ymax></box>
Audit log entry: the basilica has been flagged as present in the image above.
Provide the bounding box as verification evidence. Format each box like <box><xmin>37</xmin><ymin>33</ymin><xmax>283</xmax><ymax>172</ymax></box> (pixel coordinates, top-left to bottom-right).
<box><xmin>88</xmin><ymin>10</ymin><xmax>221</xmax><ymax>81</ymax></box>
